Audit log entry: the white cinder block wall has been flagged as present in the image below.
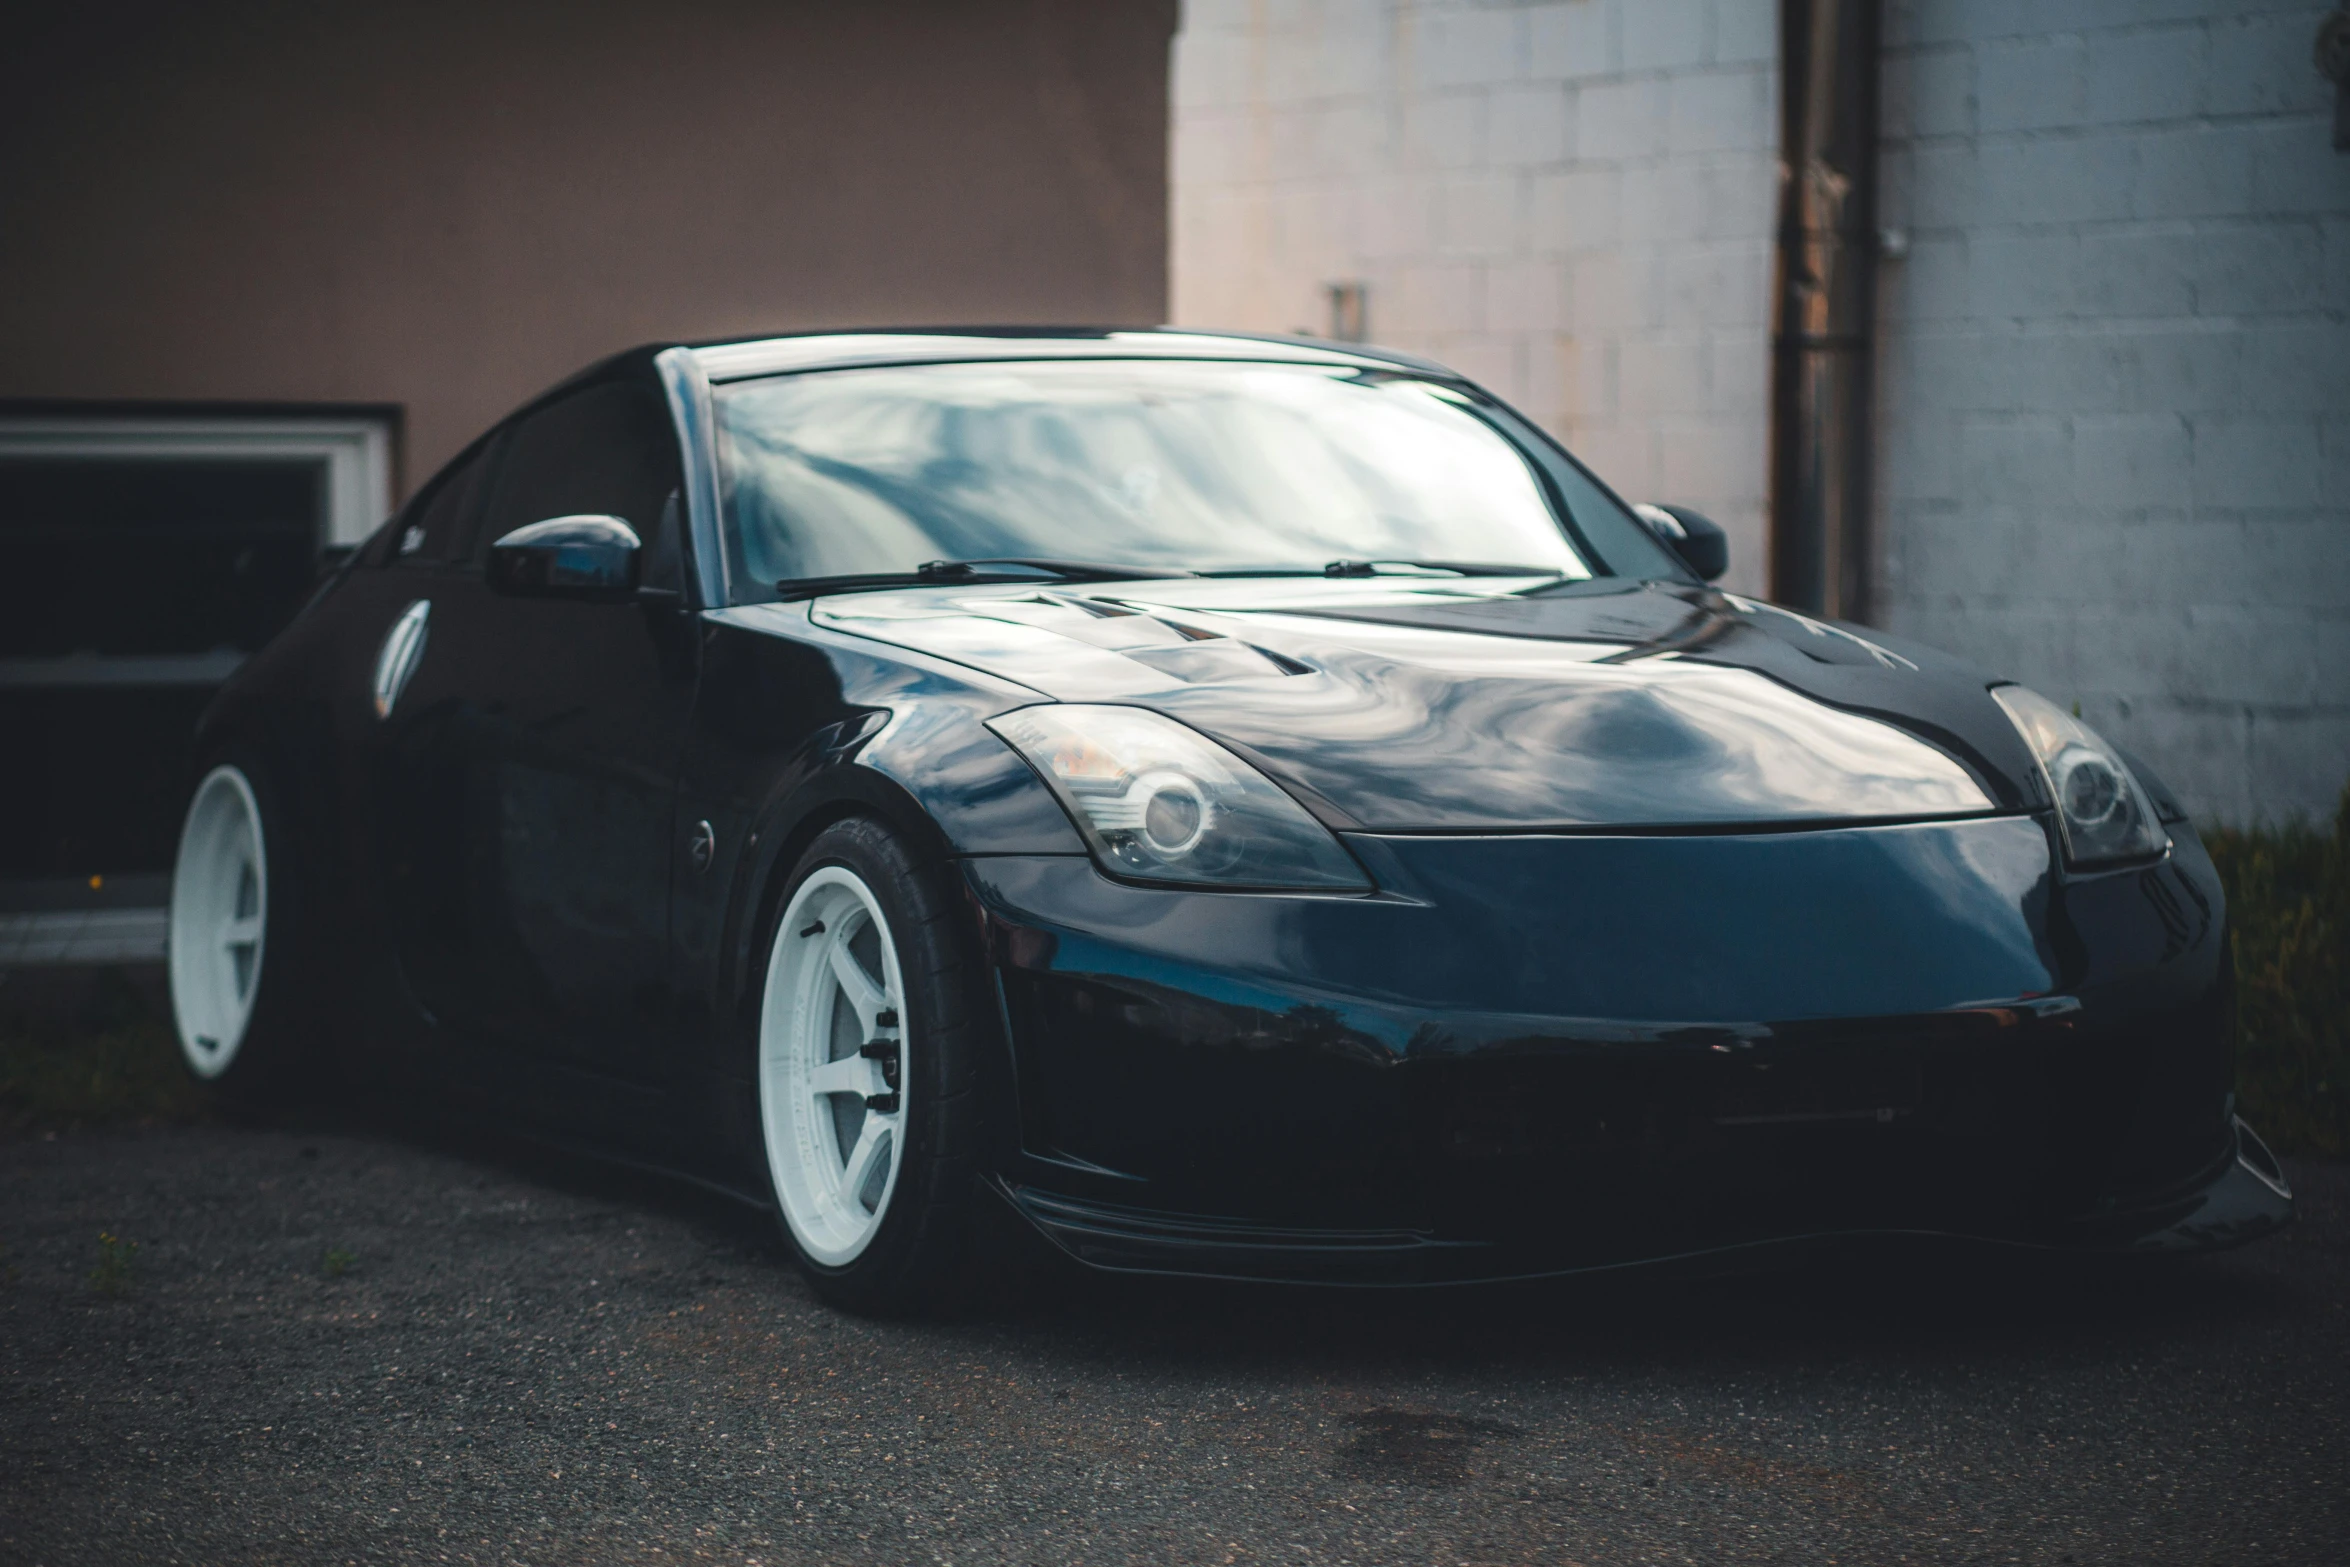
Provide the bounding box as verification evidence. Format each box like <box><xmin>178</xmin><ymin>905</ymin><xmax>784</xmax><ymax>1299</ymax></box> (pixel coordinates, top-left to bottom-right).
<box><xmin>1170</xmin><ymin>0</ymin><xmax>1780</xmax><ymax>597</ymax></box>
<box><xmin>1877</xmin><ymin>1</ymin><xmax>2350</xmax><ymax>823</ymax></box>
<box><xmin>1174</xmin><ymin>0</ymin><xmax>2349</xmax><ymax>822</ymax></box>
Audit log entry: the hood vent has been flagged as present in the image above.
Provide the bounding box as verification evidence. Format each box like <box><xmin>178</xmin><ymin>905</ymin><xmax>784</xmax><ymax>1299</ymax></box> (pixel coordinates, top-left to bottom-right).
<box><xmin>964</xmin><ymin>593</ymin><xmax>1307</xmax><ymax>683</ymax></box>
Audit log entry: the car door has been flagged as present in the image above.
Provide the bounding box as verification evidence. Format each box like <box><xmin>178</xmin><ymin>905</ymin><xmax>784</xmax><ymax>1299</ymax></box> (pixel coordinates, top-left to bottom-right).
<box><xmin>355</xmin><ymin>432</ymin><xmax>504</xmax><ymax>1041</ymax></box>
<box><xmin>373</xmin><ymin>376</ymin><xmax>698</xmax><ymax>1091</ymax></box>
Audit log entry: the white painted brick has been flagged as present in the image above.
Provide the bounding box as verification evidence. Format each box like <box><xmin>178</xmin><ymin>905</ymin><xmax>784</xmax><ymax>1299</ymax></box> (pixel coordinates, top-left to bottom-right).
<box><xmin>1570</xmin><ymin>250</ymin><xmax>1628</xmax><ymax>338</ymax></box>
<box><xmin>1304</xmin><ymin>101</ymin><xmax>1392</xmax><ymax>181</ymax></box>
<box><xmin>1899</xmin><ymin>0</ymin><xmax>2277</xmax><ymax>49</ymax></box>
<box><xmin>1885</xmin><ymin>326</ymin><xmax>2007</xmax><ymax>414</ymax></box>
<box><xmin>1177</xmin><ymin>0</ymin><xmax>1242</xmax><ymax>32</ymax></box>
<box><xmin>1961</xmin><ymin>419</ymin><xmax>2073</xmax><ymax>504</ymax></box>
<box><xmin>1172</xmin><ymin>111</ymin><xmax>1255</xmax><ymax>189</ymax></box>
<box><xmin>1979</xmin><ymin>133</ymin><xmax>2135</xmax><ymax>225</ymax></box>
<box><xmin>2329</xmin><ymin>220</ymin><xmax>2350</xmax><ymax>315</ymax></box>
<box><xmin>1526</xmin><ymin>1</ymin><xmax>1615</xmax><ymax>81</ymax></box>
<box><xmin>1402</xmin><ymin>91</ymin><xmax>1486</xmax><ymax>170</ymax></box>
<box><xmin>2075</xmin><ymin>414</ymin><xmax>2193</xmax><ymax>510</ymax></box>
<box><xmin>2206</xmin><ymin>11</ymin><xmax>2340</xmax><ymax>118</ymax></box>
<box><xmin>2076</xmin><ymin>229</ymin><xmax>2199</xmax><ymax>318</ymax></box>
<box><xmin>1699</xmin><ymin>151</ymin><xmax>1779</xmax><ymax>238</ymax></box>
<box><xmin>1883</xmin><ymin>236</ymin><xmax>1970</xmax><ymax>321</ymax></box>
<box><xmin>2325</xmin><ymin>415</ymin><xmax>2350</xmax><ymax>509</ymax></box>
<box><xmin>1171</xmin><ymin>26</ymin><xmax>1252</xmax><ymax>113</ymax></box>
<box><xmin>1620</xmin><ymin>159</ymin><xmax>1716</xmax><ymax>243</ymax></box>
<box><xmin>1902</xmin><ymin>46</ymin><xmax>1975</xmax><ymax>139</ymax></box>
<box><xmin>1263</xmin><ymin>107</ymin><xmax>1326</xmax><ymax>183</ymax></box>
<box><xmin>1416</xmin><ymin>5</ymin><xmax>1525</xmax><ymax>91</ymax></box>
<box><xmin>1662</xmin><ymin>240</ymin><xmax>1771</xmax><ymax>329</ymax></box>
<box><xmin>1528</xmin><ymin>167</ymin><xmax>1622</xmax><ymax>250</ymax></box>
<box><xmin>2080</xmin><ymin>24</ymin><xmax>2206</xmax><ymax>127</ymax></box>
<box><xmin>1975</xmin><ymin>36</ymin><xmax>2085</xmax><ymax>134</ymax></box>
<box><xmin>1577</xmin><ymin>334</ymin><xmax>1620</xmax><ymax>422</ymax></box>
<box><xmin>1487</xmin><ymin>258</ymin><xmax>1567</xmax><ymax>332</ymax></box>
<box><xmin>1666</xmin><ymin>66</ymin><xmax>1772</xmax><ymax>154</ymax></box>
<box><xmin>1966</xmin><ymin>232</ymin><xmax>2080</xmax><ymax>320</ymax></box>
<box><xmin>1654</xmin><ymin>409</ymin><xmax>1762</xmax><ymax>503</ymax></box>
<box><xmin>2192</xmin><ymin>222</ymin><xmax>2325</xmax><ymax>316</ymax></box>
<box><xmin>1576</xmin><ymin>77</ymin><xmax>1668</xmax><ymax>161</ymax></box>
<box><xmin>2192</xmin><ymin>416</ymin><xmax>2324</xmax><ymax>509</ymax></box>
<box><xmin>2130</xmin><ymin>124</ymin><xmax>2264</xmax><ymax>220</ymax></box>
<box><xmin>1386</xmin><ymin>259</ymin><xmax>1488</xmax><ymax>335</ymax></box>
<box><xmin>1572</xmin><ymin>421</ymin><xmax>1661</xmax><ymax>499</ymax></box>
<box><xmin>1358</xmin><ymin>174</ymin><xmax>1439</xmax><ymax>258</ymax></box>
<box><xmin>1436</xmin><ymin>173</ymin><xmax>1522</xmax><ymax>256</ymax></box>
<box><xmin>2239</xmin><ymin>516</ymin><xmax>2350</xmax><ymax>609</ymax></box>
<box><xmin>1712</xmin><ymin>0</ymin><xmax>1777</xmax><ymax>68</ymax></box>
<box><xmin>2235</xmin><ymin>322</ymin><xmax>2350</xmax><ymax>414</ymax></box>
<box><xmin>1907</xmin><ymin>142</ymin><xmax>1982</xmax><ymax>229</ymax></box>
<box><xmin>2247</xmin><ymin>120</ymin><xmax>2350</xmax><ymax>218</ymax></box>
<box><xmin>2104</xmin><ymin>328</ymin><xmax>2243</xmax><ymax>416</ymax></box>
<box><xmin>1269</xmin><ymin>184</ymin><xmax>1356</xmax><ymax>278</ymax></box>
<box><xmin>1612</xmin><ymin>242</ymin><xmax>1672</xmax><ymax>329</ymax></box>
<box><xmin>1710</xmin><ymin>331</ymin><xmax>1767</xmax><ymax>418</ymax></box>
<box><xmin>1619</xmin><ymin>338</ymin><xmax>1711</xmax><ymax>416</ymax></box>
<box><xmin>2245</xmin><ymin>712</ymin><xmax>2350</xmax><ymax>826</ymax></box>
<box><xmin>2106</xmin><ymin>703</ymin><xmax>2253</xmax><ymax>824</ymax></box>
<box><xmin>1522</xmin><ymin>331</ymin><xmax>1583</xmax><ymax>422</ymax></box>
<box><xmin>1266</xmin><ymin>19</ymin><xmax>1384</xmax><ymax>101</ymax></box>
<box><xmin>1488</xmin><ymin>83</ymin><xmax>1572</xmax><ymax>166</ymax></box>
<box><xmin>1621</xmin><ymin>0</ymin><xmax>1709</xmax><ymax>72</ymax></box>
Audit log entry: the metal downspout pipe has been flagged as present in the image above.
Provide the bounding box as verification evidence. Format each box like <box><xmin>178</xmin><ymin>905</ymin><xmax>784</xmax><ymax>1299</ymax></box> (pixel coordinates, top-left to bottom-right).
<box><xmin>1770</xmin><ymin>0</ymin><xmax>1882</xmax><ymax>622</ymax></box>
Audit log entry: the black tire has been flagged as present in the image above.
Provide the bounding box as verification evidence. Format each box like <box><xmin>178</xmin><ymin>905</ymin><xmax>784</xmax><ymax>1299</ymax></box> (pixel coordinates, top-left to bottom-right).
<box><xmin>752</xmin><ymin>816</ymin><xmax>995</xmax><ymax>1314</ymax></box>
<box><xmin>166</xmin><ymin>747</ymin><xmax>321</xmax><ymax>1107</ymax></box>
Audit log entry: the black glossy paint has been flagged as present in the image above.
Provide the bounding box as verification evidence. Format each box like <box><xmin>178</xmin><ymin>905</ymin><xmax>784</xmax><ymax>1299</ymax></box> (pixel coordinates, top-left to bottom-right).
<box><xmin>191</xmin><ymin>330</ymin><xmax>2288</xmax><ymax>1284</ymax></box>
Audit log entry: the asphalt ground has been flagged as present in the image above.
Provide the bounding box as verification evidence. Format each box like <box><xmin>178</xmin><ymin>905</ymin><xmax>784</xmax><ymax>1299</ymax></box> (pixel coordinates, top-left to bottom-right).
<box><xmin>1</xmin><ymin>1120</ymin><xmax>2343</xmax><ymax>1567</ymax></box>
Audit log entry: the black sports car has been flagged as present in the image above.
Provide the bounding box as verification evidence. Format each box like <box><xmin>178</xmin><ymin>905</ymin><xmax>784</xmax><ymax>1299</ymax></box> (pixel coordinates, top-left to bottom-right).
<box><xmin>168</xmin><ymin>329</ymin><xmax>2292</xmax><ymax>1309</ymax></box>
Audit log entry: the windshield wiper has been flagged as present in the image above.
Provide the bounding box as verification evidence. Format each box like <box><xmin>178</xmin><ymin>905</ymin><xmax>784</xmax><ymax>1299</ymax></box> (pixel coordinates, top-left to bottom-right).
<box><xmin>775</xmin><ymin>558</ymin><xmax>1197</xmax><ymax>601</ymax></box>
<box><xmin>1197</xmin><ymin>559</ymin><xmax>1574</xmax><ymax>580</ymax></box>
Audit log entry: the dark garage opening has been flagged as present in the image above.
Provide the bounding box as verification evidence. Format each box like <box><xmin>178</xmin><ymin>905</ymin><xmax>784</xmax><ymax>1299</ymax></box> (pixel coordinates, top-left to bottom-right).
<box><xmin>0</xmin><ymin>415</ymin><xmax>391</xmax><ymax>962</ymax></box>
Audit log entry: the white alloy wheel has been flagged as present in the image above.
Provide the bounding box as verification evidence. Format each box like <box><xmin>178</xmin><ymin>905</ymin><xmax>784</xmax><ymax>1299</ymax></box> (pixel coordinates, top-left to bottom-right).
<box><xmin>169</xmin><ymin>765</ymin><xmax>269</xmax><ymax>1079</ymax></box>
<box><xmin>759</xmin><ymin>865</ymin><xmax>911</xmax><ymax>1267</ymax></box>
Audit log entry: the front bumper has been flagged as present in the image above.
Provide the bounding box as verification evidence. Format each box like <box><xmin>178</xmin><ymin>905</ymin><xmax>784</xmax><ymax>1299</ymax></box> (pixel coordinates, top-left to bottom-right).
<box><xmin>992</xmin><ymin>1116</ymin><xmax>2292</xmax><ymax>1285</ymax></box>
<box><xmin>965</xmin><ymin>816</ymin><xmax>2283</xmax><ymax>1283</ymax></box>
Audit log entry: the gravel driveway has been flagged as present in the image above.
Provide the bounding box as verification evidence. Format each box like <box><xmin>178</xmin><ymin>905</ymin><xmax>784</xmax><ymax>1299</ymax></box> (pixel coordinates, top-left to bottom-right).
<box><xmin>2</xmin><ymin>1121</ymin><xmax>2343</xmax><ymax>1565</ymax></box>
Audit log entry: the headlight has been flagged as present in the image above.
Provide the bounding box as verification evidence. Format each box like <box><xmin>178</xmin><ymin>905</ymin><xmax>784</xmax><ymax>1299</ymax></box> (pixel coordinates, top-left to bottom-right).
<box><xmin>1989</xmin><ymin>685</ymin><xmax>2168</xmax><ymax>866</ymax></box>
<box><xmin>987</xmin><ymin>704</ymin><xmax>1371</xmax><ymax>891</ymax></box>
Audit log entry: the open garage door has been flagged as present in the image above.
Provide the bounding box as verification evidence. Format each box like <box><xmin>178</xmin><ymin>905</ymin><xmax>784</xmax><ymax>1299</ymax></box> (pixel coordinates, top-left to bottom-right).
<box><xmin>0</xmin><ymin>413</ymin><xmax>392</xmax><ymax>965</ymax></box>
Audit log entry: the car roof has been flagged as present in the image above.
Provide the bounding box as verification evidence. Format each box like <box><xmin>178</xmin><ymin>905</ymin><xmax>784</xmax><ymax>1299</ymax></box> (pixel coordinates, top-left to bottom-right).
<box><xmin>671</xmin><ymin>327</ymin><xmax>1459</xmax><ymax>384</ymax></box>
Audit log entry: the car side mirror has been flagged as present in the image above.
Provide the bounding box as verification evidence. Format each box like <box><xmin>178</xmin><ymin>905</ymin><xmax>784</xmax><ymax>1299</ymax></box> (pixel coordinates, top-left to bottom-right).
<box><xmin>486</xmin><ymin>515</ymin><xmax>641</xmax><ymax>603</ymax></box>
<box><xmin>1634</xmin><ymin>503</ymin><xmax>1729</xmax><ymax>582</ymax></box>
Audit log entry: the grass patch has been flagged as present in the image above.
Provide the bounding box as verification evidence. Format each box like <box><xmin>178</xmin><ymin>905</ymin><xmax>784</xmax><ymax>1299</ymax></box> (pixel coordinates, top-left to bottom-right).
<box><xmin>2206</xmin><ymin>784</ymin><xmax>2350</xmax><ymax>1160</ymax></box>
<box><xmin>87</xmin><ymin>1232</ymin><xmax>138</xmax><ymax>1296</ymax></box>
<box><xmin>0</xmin><ymin>970</ymin><xmax>209</xmax><ymax>1135</ymax></box>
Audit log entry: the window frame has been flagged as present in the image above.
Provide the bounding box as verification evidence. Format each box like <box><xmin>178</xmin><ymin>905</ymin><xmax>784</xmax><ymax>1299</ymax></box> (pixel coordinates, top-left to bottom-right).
<box><xmin>0</xmin><ymin>407</ymin><xmax>397</xmax><ymax>689</ymax></box>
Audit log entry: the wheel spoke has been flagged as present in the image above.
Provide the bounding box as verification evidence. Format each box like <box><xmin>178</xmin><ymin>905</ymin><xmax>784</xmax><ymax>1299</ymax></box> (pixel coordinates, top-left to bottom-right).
<box><xmin>826</xmin><ymin>930</ymin><xmax>890</xmax><ymax>1030</ymax></box>
<box><xmin>807</xmin><ymin>1054</ymin><xmax>883</xmax><ymax>1100</ymax></box>
<box><xmin>219</xmin><ymin>915</ymin><xmax>262</xmax><ymax>952</ymax></box>
<box><xmin>841</xmin><ymin>1113</ymin><xmax>895</xmax><ymax>1210</ymax></box>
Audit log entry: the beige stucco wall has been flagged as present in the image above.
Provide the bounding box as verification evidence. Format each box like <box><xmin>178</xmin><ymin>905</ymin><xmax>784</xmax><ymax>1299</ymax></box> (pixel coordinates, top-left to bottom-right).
<box><xmin>0</xmin><ymin>0</ymin><xmax>1174</xmax><ymax>500</ymax></box>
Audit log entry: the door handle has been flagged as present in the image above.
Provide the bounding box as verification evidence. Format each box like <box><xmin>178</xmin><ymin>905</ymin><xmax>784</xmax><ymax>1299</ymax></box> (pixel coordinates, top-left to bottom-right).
<box><xmin>372</xmin><ymin>599</ymin><xmax>431</xmax><ymax>719</ymax></box>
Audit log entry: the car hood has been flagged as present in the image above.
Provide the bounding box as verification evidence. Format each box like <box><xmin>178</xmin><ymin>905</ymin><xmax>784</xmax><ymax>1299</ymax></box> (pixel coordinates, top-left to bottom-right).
<box><xmin>810</xmin><ymin>576</ymin><xmax>2042</xmax><ymax>831</ymax></box>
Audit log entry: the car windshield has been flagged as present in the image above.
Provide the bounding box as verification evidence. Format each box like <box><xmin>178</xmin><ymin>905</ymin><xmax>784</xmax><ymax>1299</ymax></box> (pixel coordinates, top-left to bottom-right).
<box><xmin>713</xmin><ymin>358</ymin><xmax>1683</xmax><ymax>597</ymax></box>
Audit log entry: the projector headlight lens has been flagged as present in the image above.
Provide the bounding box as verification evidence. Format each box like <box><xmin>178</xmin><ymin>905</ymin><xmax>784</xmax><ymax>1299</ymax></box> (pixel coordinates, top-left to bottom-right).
<box><xmin>988</xmin><ymin>704</ymin><xmax>1370</xmax><ymax>891</ymax></box>
<box><xmin>1990</xmin><ymin>684</ymin><xmax>2168</xmax><ymax>867</ymax></box>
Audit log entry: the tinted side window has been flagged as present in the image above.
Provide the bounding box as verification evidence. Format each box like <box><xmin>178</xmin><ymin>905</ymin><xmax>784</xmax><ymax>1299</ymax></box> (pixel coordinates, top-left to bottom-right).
<box><xmin>380</xmin><ymin>438</ymin><xmax>495</xmax><ymax>567</ymax></box>
<box><xmin>471</xmin><ymin>381</ymin><xmax>681</xmax><ymax>564</ymax></box>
